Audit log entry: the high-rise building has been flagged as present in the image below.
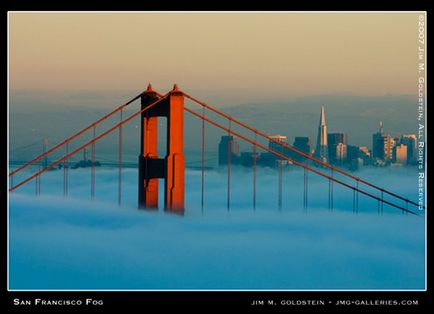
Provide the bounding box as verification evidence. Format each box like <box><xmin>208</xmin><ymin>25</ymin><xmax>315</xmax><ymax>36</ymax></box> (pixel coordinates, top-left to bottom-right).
<box><xmin>218</xmin><ymin>135</ymin><xmax>240</xmax><ymax>165</ymax></box>
<box><xmin>314</xmin><ymin>106</ymin><xmax>328</xmax><ymax>163</ymax></box>
<box><xmin>359</xmin><ymin>146</ymin><xmax>370</xmax><ymax>157</ymax></box>
<box><xmin>327</xmin><ymin>133</ymin><xmax>347</xmax><ymax>165</ymax></box>
<box><xmin>346</xmin><ymin>145</ymin><xmax>361</xmax><ymax>170</ymax></box>
<box><xmin>335</xmin><ymin>142</ymin><xmax>347</xmax><ymax>165</ymax></box>
<box><xmin>372</xmin><ymin>121</ymin><xmax>384</xmax><ymax>159</ymax></box>
<box><xmin>393</xmin><ymin>144</ymin><xmax>407</xmax><ymax>164</ymax></box>
<box><xmin>269</xmin><ymin>134</ymin><xmax>291</xmax><ymax>161</ymax></box>
<box><xmin>259</xmin><ymin>152</ymin><xmax>280</xmax><ymax>168</ymax></box>
<box><xmin>401</xmin><ymin>134</ymin><xmax>417</xmax><ymax>164</ymax></box>
<box><xmin>359</xmin><ymin>146</ymin><xmax>371</xmax><ymax>165</ymax></box>
<box><xmin>372</xmin><ymin>122</ymin><xmax>395</xmax><ymax>162</ymax></box>
<box><xmin>239</xmin><ymin>152</ymin><xmax>257</xmax><ymax>167</ymax></box>
<box><xmin>293</xmin><ymin>137</ymin><xmax>311</xmax><ymax>155</ymax></box>
<box><xmin>383</xmin><ymin>135</ymin><xmax>395</xmax><ymax>161</ymax></box>
<box><xmin>269</xmin><ymin>134</ymin><xmax>288</xmax><ymax>151</ymax></box>
<box><xmin>347</xmin><ymin>145</ymin><xmax>359</xmax><ymax>166</ymax></box>
<box><xmin>292</xmin><ymin>137</ymin><xmax>311</xmax><ymax>163</ymax></box>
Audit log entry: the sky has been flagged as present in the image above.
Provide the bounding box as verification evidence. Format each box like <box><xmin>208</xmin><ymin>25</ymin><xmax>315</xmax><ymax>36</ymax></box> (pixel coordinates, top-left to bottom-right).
<box><xmin>9</xmin><ymin>167</ymin><xmax>425</xmax><ymax>290</ymax></box>
<box><xmin>8</xmin><ymin>12</ymin><xmax>421</xmax><ymax>99</ymax></box>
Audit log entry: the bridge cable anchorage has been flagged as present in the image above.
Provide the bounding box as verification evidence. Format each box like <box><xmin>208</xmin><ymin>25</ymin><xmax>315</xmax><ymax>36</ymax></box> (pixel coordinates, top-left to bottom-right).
<box><xmin>227</xmin><ymin>119</ymin><xmax>231</xmax><ymax>211</ymax></box>
<box><xmin>201</xmin><ymin>106</ymin><xmax>205</xmax><ymax>213</ymax></box>
<box><xmin>9</xmin><ymin>94</ymin><xmax>170</xmax><ymax>193</ymax></box>
<box><xmin>182</xmin><ymin>92</ymin><xmax>424</xmax><ymax>210</ymax></box>
<box><xmin>91</xmin><ymin>126</ymin><xmax>96</xmax><ymax>200</ymax></box>
<box><xmin>253</xmin><ymin>132</ymin><xmax>257</xmax><ymax>210</ymax></box>
<box><xmin>184</xmin><ymin>107</ymin><xmax>419</xmax><ymax>216</ymax></box>
<box><xmin>118</xmin><ymin>109</ymin><xmax>123</xmax><ymax>206</ymax></box>
<box><xmin>8</xmin><ymin>93</ymin><xmax>143</xmax><ymax>178</ymax></box>
<box><xmin>64</xmin><ymin>143</ymin><xmax>68</xmax><ymax>197</ymax></box>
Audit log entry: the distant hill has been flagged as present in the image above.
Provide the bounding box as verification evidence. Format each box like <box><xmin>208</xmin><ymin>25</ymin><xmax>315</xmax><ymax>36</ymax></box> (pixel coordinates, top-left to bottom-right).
<box><xmin>9</xmin><ymin>93</ymin><xmax>419</xmax><ymax>167</ymax></box>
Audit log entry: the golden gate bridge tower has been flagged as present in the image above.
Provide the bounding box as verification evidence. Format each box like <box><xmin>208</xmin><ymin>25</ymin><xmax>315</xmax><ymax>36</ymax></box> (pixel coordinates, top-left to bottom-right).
<box><xmin>138</xmin><ymin>84</ymin><xmax>185</xmax><ymax>213</ymax></box>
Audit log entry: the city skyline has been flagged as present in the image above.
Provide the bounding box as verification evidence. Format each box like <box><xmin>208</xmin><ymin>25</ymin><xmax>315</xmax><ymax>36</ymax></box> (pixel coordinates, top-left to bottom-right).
<box><xmin>9</xmin><ymin>101</ymin><xmax>419</xmax><ymax>170</ymax></box>
<box><xmin>218</xmin><ymin>105</ymin><xmax>418</xmax><ymax>171</ymax></box>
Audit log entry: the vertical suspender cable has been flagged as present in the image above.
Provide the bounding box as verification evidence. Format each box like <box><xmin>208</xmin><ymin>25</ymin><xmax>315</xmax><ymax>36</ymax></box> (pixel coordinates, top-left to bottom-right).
<box><xmin>201</xmin><ymin>106</ymin><xmax>205</xmax><ymax>212</ymax></box>
<box><xmin>353</xmin><ymin>188</ymin><xmax>356</xmax><ymax>213</ymax></box>
<box><xmin>381</xmin><ymin>190</ymin><xmax>384</xmax><ymax>213</ymax></box>
<box><xmin>304</xmin><ymin>167</ymin><xmax>308</xmax><ymax>210</ymax></box>
<box><xmin>43</xmin><ymin>139</ymin><xmax>48</xmax><ymax>169</ymax></box>
<box><xmin>278</xmin><ymin>160</ymin><xmax>282</xmax><ymax>210</ymax></box>
<box><xmin>10</xmin><ymin>170</ymin><xmax>13</xmax><ymax>193</ymax></box>
<box><xmin>356</xmin><ymin>180</ymin><xmax>359</xmax><ymax>213</ymax></box>
<box><xmin>36</xmin><ymin>163</ymin><xmax>41</xmax><ymax>195</ymax></box>
<box><xmin>91</xmin><ymin>127</ymin><xmax>96</xmax><ymax>200</ymax></box>
<box><xmin>37</xmin><ymin>140</ymin><xmax>46</xmax><ymax>196</ymax></box>
<box><xmin>227</xmin><ymin>119</ymin><xmax>231</xmax><ymax>211</ymax></box>
<box><xmin>330</xmin><ymin>169</ymin><xmax>334</xmax><ymax>210</ymax></box>
<box><xmin>253</xmin><ymin>132</ymin><xmax>257</xmax><ymax>210</ymax></box>
<box><xmin>64</xmin><ymin>143</ymin><xmax>68</xmax><ymax>196</ymax></box>
<box><xmin>118</xmin><ymin>109</ymin><xmax>123</xmax><ymax>206</ymax></box>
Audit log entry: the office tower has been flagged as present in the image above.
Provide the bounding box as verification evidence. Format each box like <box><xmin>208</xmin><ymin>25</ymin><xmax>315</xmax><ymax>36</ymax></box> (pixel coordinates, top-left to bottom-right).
<box><xmin>401</xmin><ymin>134</ymin><xmax>417</xmax><ymax>164</ymax></box>
<box><xmin>346</xmin><ymin>145</ymin><xmax>359</xmax><ymax>164</ymax></box>
<box><xmin>292</xmin><ymin>137</ymin><xmax>311</xmax><ymax>163</ymax></box>
<box><xmin>293</xmin><ymin>137</ymin><xmax>311</xmax><ymax>155</ymax></box>
<box><xmin>314</xmin><ymin>106</ymin><xmax>328</xmax><ymax>163</ymax></box>
<box><xmin>239</xmin><ymin>152</ymin><xmax>258</xmax><ymax>167</ymax></box>
<box><xmin>327</xmin><ymin>133</ymin><xmax>347</xmax><ymax>165</ymax></box>
<box><xmin>358</xmin><ymin>146</ymin><xmax>371</xmax><ymax>165</ymax></box>
<box><xmin>347</xmin><ymin>145</ymin><xmax>365</xmax><ymax>170</ymax></box>
<box><xmin>335</xmin><ymin>142</ymin><xmax>347</xmax><ymax>165</ymax></box>
<box><xmin>393</xmin><ymin>144</ymin><xmax>408</xmax><ymax>164</ymax></box>
<box><xmin>269</xmin><ymin>134</ymin><xmax>291</xmax><ymax>160</ymax></box>
<box><xmin>382</xmin><ymin>135</ymin><xmax>395</xmax><ymax>161</ymax></box>
<box><xmin>269</xmin><ymin>134</ymin><xmax>288</xmax><ymax>152</ymax></box>
<box><xmin>359</xmin><ymin>146</ymin><xmax>370</xmax><ymax>157</ymax></box>
<box><xmin>218</xmin><ymin>135</ymin><xmax>240</xmax><ymax>165</ymax></box>
<box><xmin>372</xmin><ymin>121</ymin><xmax>384</xmax><ymax>159</ymax></box>
<box><xmin>372</xmin><ymin>122</ymin><xmax>395</xmax><ymax>161</ymax></box>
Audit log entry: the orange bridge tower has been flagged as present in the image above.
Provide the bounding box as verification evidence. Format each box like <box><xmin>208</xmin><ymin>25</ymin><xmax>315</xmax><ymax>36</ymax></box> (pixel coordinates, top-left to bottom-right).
<box><xmin>138</xmin><ymin>84</ymin><xmax>185</xmax><ymax>213</ymax></box>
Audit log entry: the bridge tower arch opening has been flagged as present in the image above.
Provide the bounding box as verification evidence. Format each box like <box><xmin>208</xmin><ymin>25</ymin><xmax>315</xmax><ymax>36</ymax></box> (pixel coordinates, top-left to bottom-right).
<box><xmin>138</xmin><ymin>84</ymin><xmax>185</xmax><ymax>214</ymax></box>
